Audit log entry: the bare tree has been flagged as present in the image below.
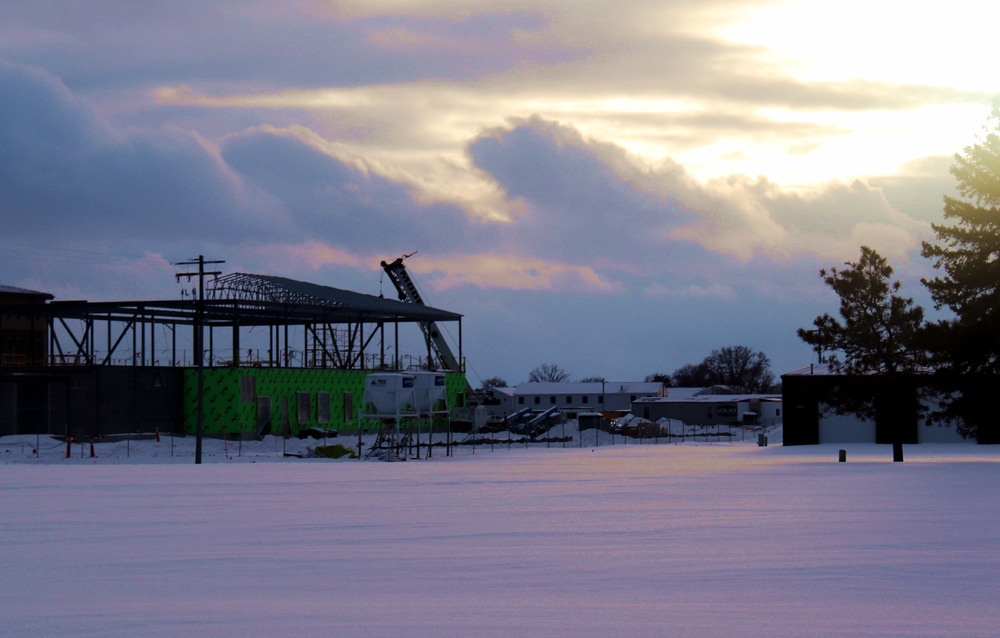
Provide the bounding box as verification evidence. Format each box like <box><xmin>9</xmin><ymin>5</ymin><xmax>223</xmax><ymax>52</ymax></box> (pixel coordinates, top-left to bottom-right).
<box><xmin>480</xmin><ymin>376</ymin><xmax>508</xmax><ymax>389</ymax></box>
<box><xmin>644</xmin><ymin>372</ymin><xmax>672</xmax><ymax>386</ymax></box>
<box><xmin>674</xmin><ymin>347</ymin><xmax>774</xmax><ymax>392</ymax></box>
<box><xmin>528</xmin><ymin>363</ymin><xmax>571</xmax><ymax>383</ymax></box>
<box><xmin>671</xmin><ymin>362</ymin><xmax>712</xmax><ymax>387</ymax></box>
<box><xmin>703</xmin><ymin>345</ymin><xmax>774</xmax><ymax>393</ymax></box>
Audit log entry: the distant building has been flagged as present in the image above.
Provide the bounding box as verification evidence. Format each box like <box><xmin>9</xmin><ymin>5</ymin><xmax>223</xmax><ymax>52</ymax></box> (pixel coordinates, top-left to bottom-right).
<box><xmin>510</xmin><ymin>381</ymin><xmax>666</xmax><ymax>415</ymax></box>
<box><xmin>476</xmin><ymin>386</ymin><xmax>515</xmax><ymax>421</ymax></box>
<box><xmin>631</xmin><ymin>388</ymin><xmax>782</xmax><ymax>428</ymax></box>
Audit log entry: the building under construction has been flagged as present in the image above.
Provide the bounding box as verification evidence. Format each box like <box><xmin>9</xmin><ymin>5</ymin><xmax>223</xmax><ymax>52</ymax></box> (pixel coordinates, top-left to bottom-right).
<box><xmin>0</xmin><ymin>266</ymin><xmax>467</xmax><ymax>440</ymax></box>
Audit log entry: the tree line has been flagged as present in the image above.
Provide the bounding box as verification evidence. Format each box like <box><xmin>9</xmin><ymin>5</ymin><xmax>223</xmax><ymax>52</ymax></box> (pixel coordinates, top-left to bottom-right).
<box><xmin>481</xmin><ymin>344</ymin><xmax>777</xmax><ymax>394</ymax></box>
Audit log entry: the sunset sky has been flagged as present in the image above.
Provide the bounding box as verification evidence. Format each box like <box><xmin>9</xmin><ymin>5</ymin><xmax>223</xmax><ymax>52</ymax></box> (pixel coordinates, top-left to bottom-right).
<box><xmin>1</xmin><ymin>0</ymin><xmax>995</xmax><ymax>384</ymax></box>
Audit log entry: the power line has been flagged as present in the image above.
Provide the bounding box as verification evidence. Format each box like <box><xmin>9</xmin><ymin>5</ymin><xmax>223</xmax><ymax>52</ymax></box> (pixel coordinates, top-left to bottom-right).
<box><xmin>0</xmin><ymin>240</ymin><xmax>150</xmax><ymax>266</ymax></box>
<box><xmin>172</xmin><ymin>255</ymin><xmax>225</xmax><ymax>465</ymax></box>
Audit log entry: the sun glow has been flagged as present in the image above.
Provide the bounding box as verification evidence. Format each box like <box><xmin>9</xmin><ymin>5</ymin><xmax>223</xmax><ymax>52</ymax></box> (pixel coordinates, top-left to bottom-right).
<box><xmin>151</xmin><ymin>0</ymin><xmax>998</xmax><ymax>202</ymax></box>
<box><xmin>718</xmin><ymin>0</ymin><xmax>999</xmax><ymax>91</ymax></box>
<box><xmin>700</xmin><ymin>0</ymin><xmax>997</xmax><ymax>184</ymax></box>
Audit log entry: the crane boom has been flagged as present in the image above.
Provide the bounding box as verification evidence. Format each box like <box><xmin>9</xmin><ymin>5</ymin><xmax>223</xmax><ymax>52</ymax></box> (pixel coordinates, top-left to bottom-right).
<box><xmin>381</xmin><ymin>254</ymin><xmax>462</xmax><ymax>371</ymax></box>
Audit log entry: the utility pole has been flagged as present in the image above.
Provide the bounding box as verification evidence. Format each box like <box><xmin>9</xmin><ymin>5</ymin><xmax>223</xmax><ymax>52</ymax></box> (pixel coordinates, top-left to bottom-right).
<box><xmin>174</xmin><ymin>256</ymin><xmax>224</xmax><ymax>464</ymax></box>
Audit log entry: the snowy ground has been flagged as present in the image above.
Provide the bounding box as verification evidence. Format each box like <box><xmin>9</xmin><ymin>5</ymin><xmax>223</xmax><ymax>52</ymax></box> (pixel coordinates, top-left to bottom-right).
<box><xmin>0</xmin><ymin>419</ymin><xmax>775</xmax><ymax>464</ymax></box>
<box><xmin>3</xmin><ymin>426</ymin><xmax>999</xmax><ymax>637</ymax></box>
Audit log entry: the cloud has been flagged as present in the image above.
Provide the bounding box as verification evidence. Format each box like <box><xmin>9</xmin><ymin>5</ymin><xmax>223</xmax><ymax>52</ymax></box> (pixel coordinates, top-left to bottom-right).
<box><xmin>0</xmin><ymin>1</ymin><xmax>990</xmax><ymax>387</ymax></box>
<box><xmin>219</xmin><ymin>124</ymin><xmax>482</xmax><ymax>254</ymax></box>
<box><xmin>642</xmin><ymin>282</ymin><xmax>737</xmax><ymax>301</ymax></box>
<box><xmin>469</xmin><ymin>116</ymin><xmax>692</xmax><ymax>255</ymax></box>
<box><xmin>867</xmin><ymin>155</ymin><xmax>956</xmax><ymax>223</ymax></box>
<box><xmin>0</xmin><ymin>2</ymin><xmax>565</xmax><ymax>89</ymax></box>
<box><xmin>97</xmin><ymin>0</ymin><xmax>986</xmax><ymax>215</ymax></box>
<box><xmin>402</xmin><ymin>252</ymin><xmax>618</xmax><ymax>292</ymax></box>
<box><xmin>703</xmin><ymin>175</ymin><xmax>931</xmax><ymax>262</ymax></box>
<box><xmin>0</xmin><ymin>61</ymin><xmax>274</xmax><ymax>247</ymax></box>
<box><xmin>241</xmin><ymin>241</ymin><xmax>371</xmax><ymax>273</ymax></box>
<box><xmin>466</xmin><ymin>116</ymin><xmax>933</xmax><ymax>266</ymax></box>
<box><xmin>0</xmin><ymin>59</ymin><xmax>946</xmax><ymax>304</ymax></box>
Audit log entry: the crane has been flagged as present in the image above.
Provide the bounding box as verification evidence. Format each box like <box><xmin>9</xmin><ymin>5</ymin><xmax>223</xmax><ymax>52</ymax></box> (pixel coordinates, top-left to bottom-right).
<box><xmin>380</xmin><ymin>252</ymin><xmax>462</xmax><ymax>372</ymax></box>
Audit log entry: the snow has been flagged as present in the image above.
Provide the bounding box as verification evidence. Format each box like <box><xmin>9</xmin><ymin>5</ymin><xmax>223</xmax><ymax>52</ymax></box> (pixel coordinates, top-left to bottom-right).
<box><xmin>3</xmin><ymin>427</ymin><xmax>999</xmax><ymax>637</ymax></box>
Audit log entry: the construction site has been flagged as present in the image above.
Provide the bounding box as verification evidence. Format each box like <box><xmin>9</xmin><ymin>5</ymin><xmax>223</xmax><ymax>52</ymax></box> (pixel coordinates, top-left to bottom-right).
<box><xmin>0</xmin><ymin>255</ymin><xmax>511</xmax><ymax>459</ymax></box>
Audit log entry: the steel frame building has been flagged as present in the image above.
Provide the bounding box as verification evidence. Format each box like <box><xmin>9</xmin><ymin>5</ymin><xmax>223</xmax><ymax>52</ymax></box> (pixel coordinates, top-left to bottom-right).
<box><xmin>28</xmin><ymin>273</ymin><xmax>463</xmax><ymax>371</ymax></box>
<box><xmin>0</xmin><ymin>273</ymin><xmax>465</xmax><ymax>438</ymax></box>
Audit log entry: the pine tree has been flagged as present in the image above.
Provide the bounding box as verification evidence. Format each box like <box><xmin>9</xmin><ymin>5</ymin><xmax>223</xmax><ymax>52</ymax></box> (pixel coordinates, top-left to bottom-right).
<box><xmin>799</xmin><ymin>246</ymin><xmax>925</xmax><ymax>376</ymax></box>
<box><xmin>920</xmin><ymin>100</ymin><xmax>1000</xmax><ymax>439</ymax></box>
<box><xmin>922</xmin><ymin>98</ymin><xmax>1000</xmax><ymax>375</ymax></box>
<box><xmin>799</xmin><ymin>246</ymin><xmax>925</xmax><ymax>459</ymax></box>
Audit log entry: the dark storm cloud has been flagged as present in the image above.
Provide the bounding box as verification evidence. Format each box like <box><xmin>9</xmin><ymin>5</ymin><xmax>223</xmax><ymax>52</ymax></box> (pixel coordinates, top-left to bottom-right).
<box><xmin>220</xmin><ymin>127</ymin><xmax>478</xmax><ymax>254</ymax></box>
<box><xmin>0</xmin><ymin>62</ymin><xmax>266</xmax><ymax>243</ymax></box>
<box><xmin>0</xmin><ymin>61</ymin><xmax>481</xmax><ymax>260</ymax></box>
<box><xmin>468</xmin><ymin>116</ymin><xmax>697</xmax><ymax>261</ymax></box>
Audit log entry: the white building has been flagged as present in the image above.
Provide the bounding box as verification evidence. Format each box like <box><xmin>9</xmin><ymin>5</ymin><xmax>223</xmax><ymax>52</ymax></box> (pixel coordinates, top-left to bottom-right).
<box><xmin>511</xmin><ymin>381</ymin><xmax>666</xmax><ymax>414</ymax></box>
<box><xmin>631</xmin><ymin>390</ymin><xmax>782</xmax><ymax>428</ymax></box>
<box><xmin>474</xmin><ymin>381</ymin><xmax>666</xmax><ymax>422</ymax></box>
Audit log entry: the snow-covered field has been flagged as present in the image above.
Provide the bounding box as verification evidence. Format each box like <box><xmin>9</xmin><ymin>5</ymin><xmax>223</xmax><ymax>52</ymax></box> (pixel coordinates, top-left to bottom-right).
<box><xmin>3</xmin><ymin>428</ymin><xmax>999</xmax><ymax>637</ymax></box>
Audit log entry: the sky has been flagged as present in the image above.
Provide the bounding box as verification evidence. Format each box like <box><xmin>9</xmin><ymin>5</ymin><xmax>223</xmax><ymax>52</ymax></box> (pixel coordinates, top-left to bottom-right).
<box><xmin>1</xmin><ymin>0</ymin><xmax>996</xmax><ymax>385</ymax></box>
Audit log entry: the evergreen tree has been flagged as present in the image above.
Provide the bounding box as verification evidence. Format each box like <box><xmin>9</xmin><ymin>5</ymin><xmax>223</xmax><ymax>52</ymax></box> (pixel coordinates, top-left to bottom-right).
<box><xmin>799</xmin><ymin>246</ymin><xmax>925</xmax><ymax>377</ymax></box>
<box><xmin>799</xmin><ymin>246</ymin><xmax>925</xmax><ymax>459</ymax></box>
<box><xmin>922</xmin><ymin>99</ymin><xmax>1000</xmax><ymax>375</ymax></box>
<box><xmin>920</xmin><ymin>100</ymin><xmax>1000</xmax><ymax>438</ymax></box>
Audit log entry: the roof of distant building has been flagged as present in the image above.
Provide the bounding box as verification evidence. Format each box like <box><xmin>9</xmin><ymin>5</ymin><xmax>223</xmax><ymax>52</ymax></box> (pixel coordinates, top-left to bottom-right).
<box><xmin>635</xmin><ymin>393</ymin><xmax>781</xmax><ymax>404</ymax></box>
<box><xmin>783</xmin><ymin>363</ymin><xmax>835</xmax><ymax>376</ymax></box>
<box><xmin>0</xmin><ymin>285</ymin><xmax>54</xmax><ymax>300</ymax></box>
<box><xmin>514</xmin><ymin>381</ymin><xmax>665</xmax><ymax>395</ymax></box>
<box><xmin>662</xmin><ymin>387</ymin><xmax>707</xmax><ymax>400</ymax></box>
